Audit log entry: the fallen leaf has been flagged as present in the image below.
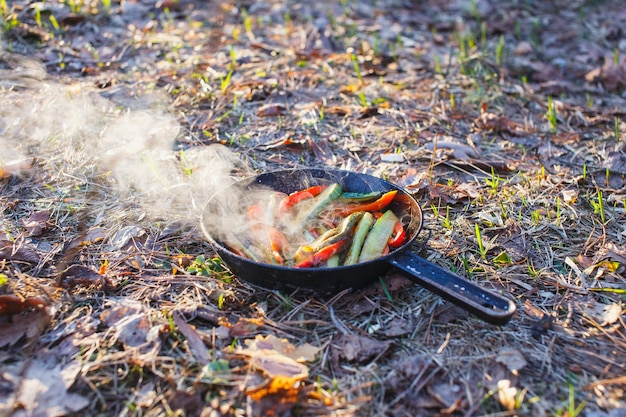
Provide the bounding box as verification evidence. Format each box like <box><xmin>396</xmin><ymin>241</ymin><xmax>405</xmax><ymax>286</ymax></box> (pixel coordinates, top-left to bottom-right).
<box><xmin>586</xmin><ymin>302</ymin><xmax>623</xmax><ymax>326</ymax></box>
<box><xmin>378</xmin><ymin>317</ymin><xmax>413</xmax><ymax>337</ymax></box>
<box><xmin>323</xmin><ymin>105</ymin><xmax>351</xmax><ymax>116</ymax></box>
<box><xmin>134</xmin><ymin>382</ymin><xmax>157</xmax><ymax>408</ymax></box>
<box><xmin>241</xmin><ymin>334</ymin><xmax>320</xmax><ymax>362</ymax></box>
<box><xmin>246</xmin><ymin>376</ymin><xmax>305</xmax><ymax>416</ymax></box>
<box><xmin>585</xmin><ymin>58</ymin><xmax>626</xmax><ymax>92</ymax></box>
<box><xmin>339</xmin><ymin>83</ymin><xmax>360</xmax><ymax>94</ymax></box>
<box><xmin>109</xmin><ymin>225</ymin><xmax>145</xmax><ymax>250</ymax></box>
<box><xmin>258</xmin><ymin>103</ymin><xmax>287</xmax><ymax>117</ymax></box>
<box><xmin>358</xmin><ymin>106</ymin><xmax>382</xmax><ymax>119</ymax></box>
<box><xmin>427</xmin><ymin>183</ymin><xmax>475</xmax><ymax>204</ymax></box>
<box><xmin>236</xmin><ymin>334</ymin><xmax>320</xmax><ymax>379</ymax></box>
<box><xmin>334</xmin><ymin>333</ymin><xmax>391</xmax><ymax>363</ymax></box>
<box><xmin>0</xmin><ymin>309</ymin><xmax>51</xmax><ymax>348</ymax></box>
<box><xmin>383</xmin><ymin>274</ymin><xmax>414</xmax><ymax>292</ymax></box>
<box><xmin>115</xmin><ymin>313</ymin><xmax>152</xmax><ymax>348</ymax></box>
<box><xmin>9</xmin><ymin>359</ymin><xmax>89</xmax><ymax>416</ymax></box>
<box><xmin>530</xmin><ymin>316</ymin><xmax>554</xmax><ymax>339</ymax></box>
<box><xmin>64</xmin><ymin>228</ymin><xmax>107</xmax><ymax>251</ymax></box>
<box><xmin>249</xmin><ymin>353</ymin><xmax>309</xmax><ymax>379</ymax></box>
<box><xmin>496</xmin><ymin>347</ymin><xmax>527</xmax><ymax>374</ymax></box>
<box><xmin>514</xmin><ymin>41</ymin><xmax>534</xmax><ymax>55</ymax></box>
<box><xmin>101</xmin><ymin>299</ymin><xmax>160</xmax><ymax>351</ymax></box>
<box><xmin>172</xmin><ymin>310</ymin><xmax>210</xmax><ymax>364</ymax></box>
<box><xmin>167</xmin><ymin>390</ymin><xmax>202</xmax><ymax>416</ymax></box>
<box><xmin>474</xmin><ymin>112</ymin><xmax>530</xmax><ymax>136</ymax></box>
<box><xmin>257</xmin><ymin>135</ymin><xmax>307</xmax><ymax>151</ymax></box>
<box><xmin>228</xmin><ymin>317</ymin><xmax>264</xmax><ymax>337</ymax></box>
<box><xmin>58</xmin><ymin>265</ymin><xmax>108</xmax><ymax>289</ymax></box>
<box><xmin>309</xmin><ymin>138</ymin><xmax>337</xmax><ymax>165</ymax></box>
<box><xmin>22</xmin><ymin>210</ymin><xmax>52</xmax><ymax>236</ymax></box>
<box><xmin>433</xmin><ymin>303</ymin><xmax>469</xmax><ymax>324</ymax></box>
<box><xmin>427</xmin><ymin>382</ymin><xmax>462</xmax><ymax>410</ymax></box>
<box><xmin>578</xmin><ymin>242</ymin><xmax>626</xmax><ymax>279</ymax></box>
<box><xmin>0</xmin><ymin>240</ymin><xmax>40</xmax><ymax>264</ymax></box>
<box><xmin>551</xmin><ymin>131</ymin><xmax>580</xmax><ymax>144</ymax></box>
<box><xmin>562</xmin><ymin>189</ymin><xmax>578</xmax><ymax>203</ymax></box>
<box><xmin>604</xmin><ymin>151</ymin><xmax>626</xmax><ymax>176</ymax></box>
<box><xmin>0</xmin><ymin>294</ymin><xmax>47</xmax><ymax>316</ymax></box>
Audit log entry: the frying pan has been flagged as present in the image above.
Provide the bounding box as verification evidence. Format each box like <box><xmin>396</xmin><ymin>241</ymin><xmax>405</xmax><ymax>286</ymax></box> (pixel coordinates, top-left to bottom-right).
<box><xmin>200</xmin><ymin>168</ymin><xmax>516</xmax><ymax>325</ymax></box>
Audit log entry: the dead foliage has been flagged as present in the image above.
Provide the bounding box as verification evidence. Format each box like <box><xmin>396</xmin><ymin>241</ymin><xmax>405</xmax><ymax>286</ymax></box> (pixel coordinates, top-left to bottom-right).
<box><xmin>1</xmin><ymin>0</ymin><xmax>625</xmax><ymax>416</ymax></box>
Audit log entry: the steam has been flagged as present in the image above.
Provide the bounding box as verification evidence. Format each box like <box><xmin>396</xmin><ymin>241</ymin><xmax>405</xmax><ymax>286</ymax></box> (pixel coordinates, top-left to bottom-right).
<box><xmin>0</xmin><ymin>52</ymin><xmax>245</xmax><ymax>223</ymax></box>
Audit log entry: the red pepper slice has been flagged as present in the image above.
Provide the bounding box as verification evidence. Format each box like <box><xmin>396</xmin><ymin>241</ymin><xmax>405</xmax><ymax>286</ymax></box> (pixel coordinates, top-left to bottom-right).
<box><xmin>247</xmin><ymin>205</ymin><xmax>265</xmax><ymax>221</ymax></box>
<box><xmin>279</xmin><ymin>185</ymin><xmax>328</xmax><ymax>212</ymax></box>
<box><xmin>268</xmin><ymin>226</ymin><xmax>288</xmax><ymax>258</ymax></box>
<box><xmin>388</xmin><ymin>221</ymin><xmax>406</xmax><ymax>248</ymax></box>
<box><xmin>295</xmin><ymin>239</ymin><xmax>347</xmax><ymax>268</ymax></box>
<box><xmin>337</xmin><ymin>190</ymin><xmax>398</xmax><ymax>216</ymax></box>
<box><xmin>247</xmin><ymin>205</ymin><xmax>287</xmax><ymax>264</ymax></box>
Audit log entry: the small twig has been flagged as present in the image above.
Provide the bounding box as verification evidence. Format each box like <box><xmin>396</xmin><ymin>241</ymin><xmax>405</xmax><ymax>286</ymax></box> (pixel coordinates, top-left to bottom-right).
<box><xmin>584</xmin><ymin>376</ymin><xmax>626</xmax><ymax>390</ymax></box>
<box><xmin>329</xmin><ymin>306</ymin><xmax>350</xmax><ymax>335</ymax></box>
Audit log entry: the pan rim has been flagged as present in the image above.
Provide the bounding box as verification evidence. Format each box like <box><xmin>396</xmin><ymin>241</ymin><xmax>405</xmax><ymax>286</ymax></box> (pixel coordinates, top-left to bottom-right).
<box><xmin>199</xmin><ymin>168</ymin><xmax>423</xmax><ymax>271</ymax></box>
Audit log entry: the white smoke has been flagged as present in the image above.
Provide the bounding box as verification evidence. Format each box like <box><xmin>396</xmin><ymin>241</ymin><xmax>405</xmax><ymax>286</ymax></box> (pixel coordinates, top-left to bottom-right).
<box><xmin>0</xmin><ymin>52</ymin><xmax>242</xmax><ymax>222</ymax></box>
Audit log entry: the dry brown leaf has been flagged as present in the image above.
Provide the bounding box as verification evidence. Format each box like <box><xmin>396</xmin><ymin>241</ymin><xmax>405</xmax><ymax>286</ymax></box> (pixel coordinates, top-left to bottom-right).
<box><xmin>22</xmin><ymin>210</ymin><xmax>52</xmax><ymax>236</ymax></box>
<box><xmin>576</xmin><ymin>242</ymin><xmax>626</xmax><ymax>279</ymax></box>
<box><xmin>58</xmin><ymin>264</ymin><xmax>107</xmax><ymax>289</ymax></box>
<box><xmin>428</xmin><ymin>184</ymin><xmax>472</xmax><ymax>204</ymax></box>
<box><xmin>427</xmin><ymin>382</ymin><xmax>463</xmax><ymax>410</ymax></box>
<box><xmin>167</xmin><ymin>390</ymin><xmax>203</xmax><ymax>416</ymax></box>
<box><xmin>9</xmin><ymin>359</ymin><xmax>89</xmax><ymax>416</ymax></box>
<box><xmin>258</xmin><ymin>103</ymin><xmax>287</xmax><ymax>117</ymax></box>
<box><xmin>246</xmin><ymin>376</ymin><xmax>304</xmax><ymax>415</ymax></box>
<box><xmin>496</xmin><ymin>347</ymin><xmax>527</xmax><ymax>374</ymax></box>
<box><xmin>0</xmin><ymin>294</ymin><xmax>47</xmax><ymax>316</ymax></box>
<box><xmin>475</xmin><ymin>112</ymin><xmax>530</xmax><ymax>136</ymax></box>
<box><xmin>514</xmin><ymin>41</ymin><xmax>534</xmax><ymax>55</ymax></box>
<box><xmin>64</xmin><ymin>227</ymin><xmax>107</xmax><ymax>251</ymax></box>
<box><xmin>0</xmin><ymin>240</ymin><xmax>41</xmax><ymax>264</ymax></box>
<box><xmin>585</xmin><ymin>302</ymin><xmax>623</xmax><ymax>326</ymax></box>
<box><xmin>334</xmin><ymin>333</ymin><xmax>391</xmax><ymax>363</ymax></box>
<box><xmin>116</xmin><ymin>313</ymin><xmax>152</xmax><ymax>348</ymax></box>
<box><xmin>228</xmin><ymin>317</ymin><xmax>264</xmax><ymax>337</ymax></box>
<box><xmin>101</xmin><ymin>299</ymin><xmax>159</xmax><ymax>351</ymax></box>
<box><xmin>378</xmin><ymin>317</ymin><xmax>413</xmax><ymax>337</ymax></box>
<box><xmin>236</xmin><ymin>334</ymin><xmax>320</xmax><ymax>379</ymax></box>
<box><xmin>172</xmin><ymin>310</ymin><xmax>210</xmax><ymax>364</ymax></box>
<box><xmin>585</xmin><ymin>59</ymin><xmax>626</xmax><ymax>92</ymax></box>
<box><xmin>241</xmin><ymin>334</ymin><xmax>320</xmax><ymax>362</ymax></box>
<box><xmin>551</xmin><ymin>131</ymin><xmax>580</xmax><ymax>144</ymax></box>
<box><xmin>0</xmin><ymin>308</ymin><xmax>51</xmax><ymax>348</ymax></box>
<box><xmin>380</xmin><ymin>153</ymin><xmax>405</xmax><ymax>163</ymax></box>
<box><xmin>383</xmin><ymin>274</ymin><xmax>414</xmax><ymax>292</ymax></box>
<box><xmin>249</xmin><ymin>353</ymin><xmax>309</xmax><ymax>379</ymax></box>
<box><xmin>433</xmin><ymin>303</ymin><xmax>469</xmax><ymax>324</ymax></box>
<box><xmin>109</xmin><ymin>225</ymin><xmax>145</xmax><ymax>250</ymax></box>
<box><xmin>309</xmin><ymin>138</ymin><xmax>337</xmax><ymax>165</ymax></box>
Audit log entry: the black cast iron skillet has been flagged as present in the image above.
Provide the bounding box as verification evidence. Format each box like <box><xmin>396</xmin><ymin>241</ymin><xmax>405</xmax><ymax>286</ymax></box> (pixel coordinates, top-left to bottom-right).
<box><xmin>200</xmin><ymin>169</ymin><xmax>516</xmax><ymax>325</ymax></box>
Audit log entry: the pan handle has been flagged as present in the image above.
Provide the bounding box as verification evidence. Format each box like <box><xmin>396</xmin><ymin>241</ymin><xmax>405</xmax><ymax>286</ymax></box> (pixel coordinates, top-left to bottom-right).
<box><xmin>388</xmin><ymin>252</ymin><xmax>516</xmax><ymax>325</ymax></box>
